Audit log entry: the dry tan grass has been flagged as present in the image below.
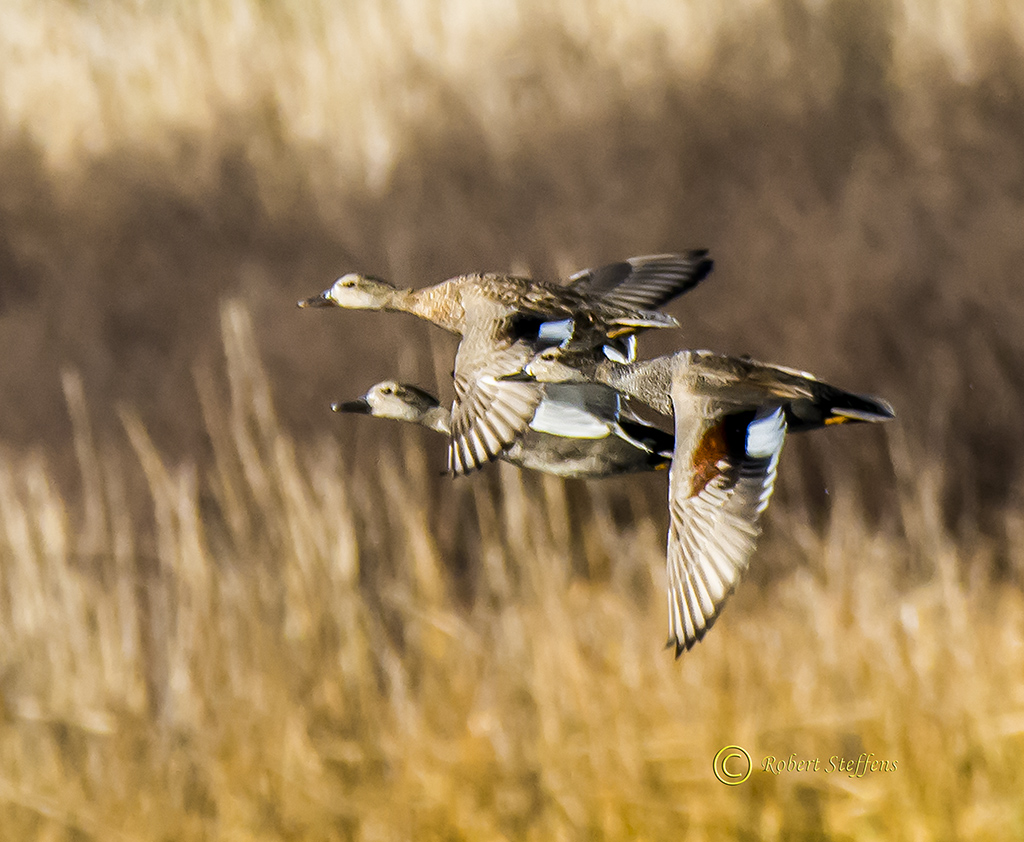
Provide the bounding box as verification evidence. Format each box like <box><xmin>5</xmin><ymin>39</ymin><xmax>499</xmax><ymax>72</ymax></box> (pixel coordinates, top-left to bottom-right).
<box><xmin>4</xmin><ymin>0</ymin><xmax>1022</xmax><ymax>180</ymax></box>
<box><xmin>0</xmin><ymin>303</ymin><xmax>1021</xmax><ymax>840</ymax></box>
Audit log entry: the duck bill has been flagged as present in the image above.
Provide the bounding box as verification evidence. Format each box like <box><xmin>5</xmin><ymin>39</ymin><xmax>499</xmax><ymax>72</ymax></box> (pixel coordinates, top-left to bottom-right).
<box><xmin>298</xmin><ymin>290</ymin><xmax>334</xmax><ymax>308</ymax></box>
<box><xmin>331</xmin><ymin>398</ymin><xmax>371</xmax><ymax>414</ymax></box>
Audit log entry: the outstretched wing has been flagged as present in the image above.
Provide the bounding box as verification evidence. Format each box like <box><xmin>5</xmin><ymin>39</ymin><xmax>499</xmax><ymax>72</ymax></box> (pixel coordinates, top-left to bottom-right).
<box><xmin>665</xmin><ymin>406</ymin><xmax>786</xmax><ymax>655</ymax></box>
<box><xmin>445</xmin><ymin>264</ymin><xmax>701</xmax><ymax>476</ymax></box>
<box><xmin>568</xmin><ymin>251</ymin><xmax>714</xmax><ymax>311</ymax></box>
<box><xmin>448</xmin><ymin>367</ymin><xmax>543</xmax><ymax>475</ymax></box>
<box><xmin>446</xmin><ymin>302</ymin><xmax>547</xmax><ymax>476</ymax></box>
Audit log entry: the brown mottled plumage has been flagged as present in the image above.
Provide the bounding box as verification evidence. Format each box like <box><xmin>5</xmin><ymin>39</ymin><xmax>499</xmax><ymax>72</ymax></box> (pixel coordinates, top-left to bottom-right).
<box><xmin>300</xmin><ymin>252</ymin><xmax>714</xmax><ymax>475</ymax></box>
<box><xmin>518</xmin><ymin>348</ymin><xmax>895</xmax><ymax>654</ymax></box>
<box><xmin>333</xmin><ymin>379</ymin><xmax>673</xmax><ymax>479</ymax></box>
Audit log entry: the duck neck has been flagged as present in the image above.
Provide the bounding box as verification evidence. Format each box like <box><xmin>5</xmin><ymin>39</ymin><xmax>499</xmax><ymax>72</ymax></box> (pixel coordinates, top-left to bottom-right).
<box><xmin>421</xmin><ymin>406</ymin><xmax>452</xmax><ymax>436</ymax></box>
<box><xmin>399</xmin><ymin>281</ymin><xmax>465</xmax><ymax>334</ymax></box>
<box><xmin>594</xmin><ymin>359</ymin><xmax>629</xmax><ymax>390</ymax></box>
<box><xmin>598</xmin><ymin>359</ymin><xmax>674</xmax><ymax>416</ymax></box>
<box><xmin>383</xmin><ymin>286</ymin><xmax>417</xmax><ymax>311</ymax></box>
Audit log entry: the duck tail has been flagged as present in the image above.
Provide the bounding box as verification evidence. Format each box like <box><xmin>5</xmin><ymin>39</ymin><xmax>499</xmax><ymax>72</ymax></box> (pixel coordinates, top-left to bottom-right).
<box><xmin>785</xmin><ymin>382</ymin><xmax>895</xmax><ymax>433</ymax></box>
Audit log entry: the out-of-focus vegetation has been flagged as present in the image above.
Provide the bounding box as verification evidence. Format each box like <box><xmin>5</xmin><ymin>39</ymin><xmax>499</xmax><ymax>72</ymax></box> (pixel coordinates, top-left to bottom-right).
<box><xmin>1</xmin><ymin>0</ymin><xmax>1023</xmax><ymax>838</ymax></box>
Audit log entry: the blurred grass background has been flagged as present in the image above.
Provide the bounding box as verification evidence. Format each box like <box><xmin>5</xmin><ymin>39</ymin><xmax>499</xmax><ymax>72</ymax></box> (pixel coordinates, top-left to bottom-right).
<box><xmin>1</xmin><ymin>0</ymin><xmax>1023</xmax><ymax>838</ymax></box>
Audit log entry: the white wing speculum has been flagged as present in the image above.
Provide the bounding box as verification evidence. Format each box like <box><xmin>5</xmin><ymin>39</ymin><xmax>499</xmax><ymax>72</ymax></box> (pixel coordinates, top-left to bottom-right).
<box><xmin>536</xmin><ymin>318</ymin><xmax>575</xmax><ymax>346</ymax></box>
<box><xmin>529</xmin><ymin>399</ymin><xmax>612</xmax><ymax>439</ymax></box>
<box><xmin>602</xmin><ymin>334</ymin><xmax>637</xmax><ymax>364</ymax></box>
<box><xmin>745</xmin><ymin>407</ymin><xmax>786</xmax><ymax>458</ymax></box>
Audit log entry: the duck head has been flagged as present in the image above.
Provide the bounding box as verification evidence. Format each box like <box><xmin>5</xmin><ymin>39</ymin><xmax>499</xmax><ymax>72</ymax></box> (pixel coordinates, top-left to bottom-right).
<box><xmin>332</xmin><ymin>381</ymin><xmax>440</xmax><ymax>424</ymax></box>
<box><xmin>299</xmin><ymin>273</ymin><xmax>400</xmax><ymax>310</ymax></box>
<box><xmin>521</xmin><ymin>348</ymin><xmax>590</xmax><ymax>383</ymax></box>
